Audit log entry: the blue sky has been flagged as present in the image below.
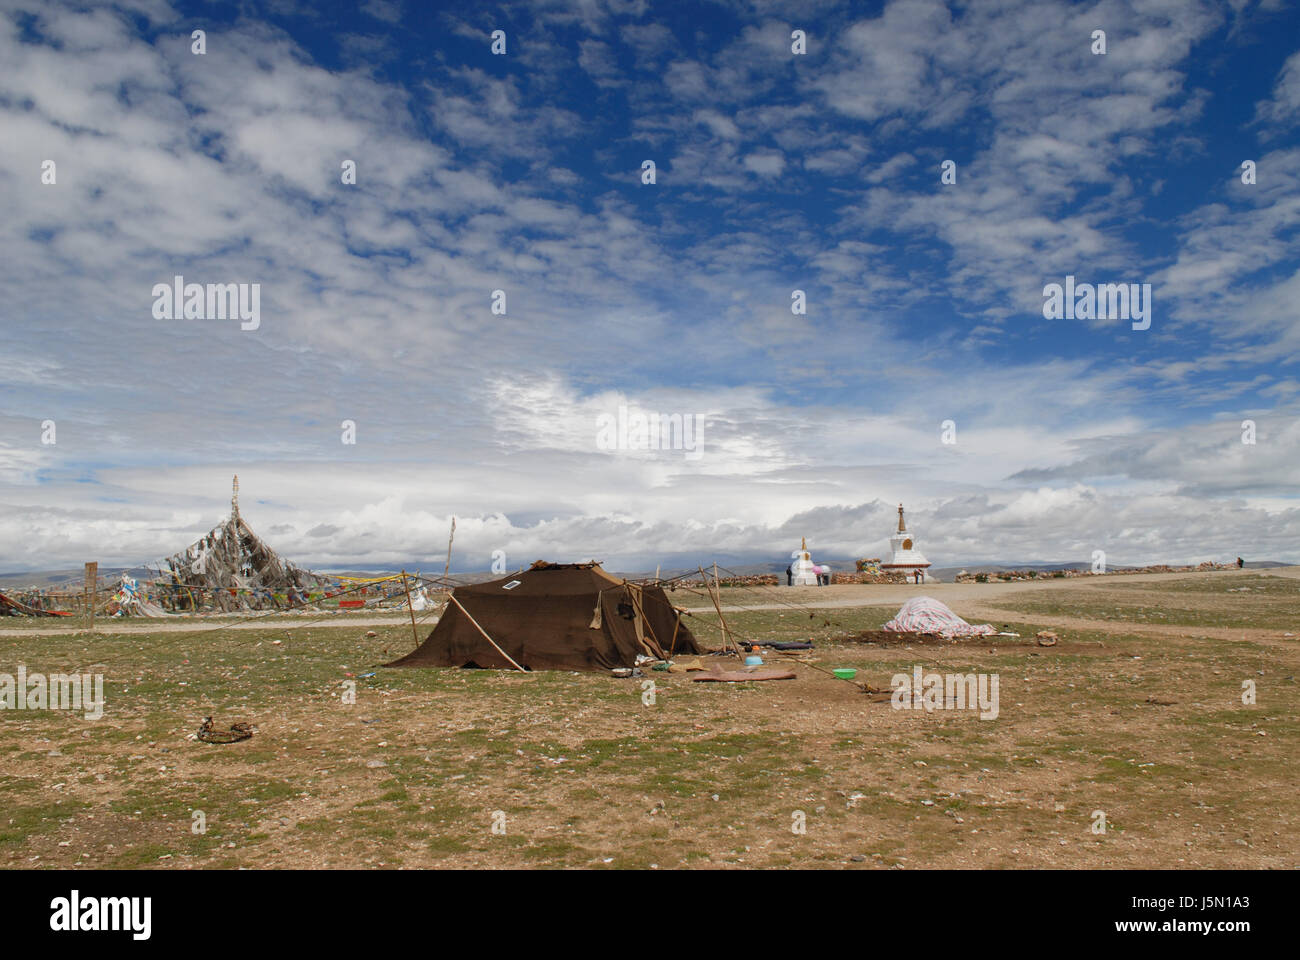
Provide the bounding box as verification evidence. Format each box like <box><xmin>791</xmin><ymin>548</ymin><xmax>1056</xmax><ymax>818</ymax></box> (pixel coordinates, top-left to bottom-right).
<box><xmin>1</xmin><ymin>0</ymin><xmax>1298</xmax><ymax>573</ymax></box>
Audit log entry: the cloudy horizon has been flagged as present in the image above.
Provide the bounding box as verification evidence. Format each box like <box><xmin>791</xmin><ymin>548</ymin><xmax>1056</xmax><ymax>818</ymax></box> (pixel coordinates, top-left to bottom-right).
<box><xmin>2</xmin><ymin>0</ymin><xmax>1298</xmax><ymax>576</ymax></box>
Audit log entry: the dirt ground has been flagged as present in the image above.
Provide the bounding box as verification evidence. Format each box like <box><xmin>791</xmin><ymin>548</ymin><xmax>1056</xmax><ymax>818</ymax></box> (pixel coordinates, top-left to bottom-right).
<box><xmin>2</xmin><ymin>567</ymin><xmax>1296</xmax><ymax>869</ymax></box>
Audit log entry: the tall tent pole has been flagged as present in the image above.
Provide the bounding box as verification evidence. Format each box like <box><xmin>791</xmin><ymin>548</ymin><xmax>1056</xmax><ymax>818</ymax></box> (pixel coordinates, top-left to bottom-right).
<box><xmin>700</xmin><ymin>564</ymin><xmax>737</xmax><ymax>656</ymax></box>
<box><xmin>443</xmin><ymin>516</ymin><xmax>456</xmax><ymax>581</ymax></box>
<box><xmin>713</xmin><ymin>562</ymin><xmax>736</xmax><ymax>654</ymax></box>
<box><xmin>401</xmin><ymin>569</ymin><xmax>420</xmax><ymax>653</ymax></box>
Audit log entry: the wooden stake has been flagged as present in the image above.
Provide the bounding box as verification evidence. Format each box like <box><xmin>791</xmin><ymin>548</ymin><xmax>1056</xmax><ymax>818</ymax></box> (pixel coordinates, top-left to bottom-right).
<box><xmin>447</xmin><ymin>592</ymin><xmax>525</xmax><ymax>672</ymax></box>
<box><xmin>443</xmin><ymin>516</ymin><xmax>456</xmax><ymax>581</ymax></box>
<box><xmin>84</xmin><ymin>562</ymin><xmax>97</xmax><ymax>629</ymax></box>
<box><xmin>401</xmin><ymin>569</ymin><xmax>421</xmax><ymax>654</ymax></box>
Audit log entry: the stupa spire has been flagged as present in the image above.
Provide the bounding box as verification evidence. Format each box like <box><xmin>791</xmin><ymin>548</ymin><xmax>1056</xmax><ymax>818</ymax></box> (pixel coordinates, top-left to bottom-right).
<box><xmin>898</xmin><ymin>503</ymin><xmax>905</xmax><ymax>532</ymax></box>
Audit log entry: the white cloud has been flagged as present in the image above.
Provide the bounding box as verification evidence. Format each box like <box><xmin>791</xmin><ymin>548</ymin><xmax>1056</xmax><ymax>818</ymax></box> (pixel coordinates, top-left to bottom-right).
<box><xmin>742</xmin><ymin>150</ymin><xmax>785</xmax><ymax>176</ymax></box>
<box><xmin>0</xmin><ymin>0</ymin><xmax>1295</xmax><ymax>577</ymax></box>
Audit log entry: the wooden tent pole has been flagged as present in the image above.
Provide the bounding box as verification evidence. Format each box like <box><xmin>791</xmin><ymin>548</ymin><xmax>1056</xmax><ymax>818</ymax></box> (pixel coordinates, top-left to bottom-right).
<box><xmin>625</xmin><ymin>583</ymin><xmax>662</xmax><ymax>654</ymax></box>
<box><xmin>715</xmin><ymin>562</ymin><xmax>739</xmax><ymax>655</ymax></box>
<box><xmin>443</xmin><ymin>517</ymin><xmax>456</xmax><ymax>581</ymax></box>
<box><xmin>700</xmin><ymin>564</ymin><xmax>737</xmax><ymax>656</ymax></box>
<box><xmin>401</xmin><ymin>569</ymin><xmax>420</xmax><ymax>654</ymax></box>
<box><xmin>447</xmin><ymin>592</ymin><xmax>526</xmax><ymax>672</ymax></box>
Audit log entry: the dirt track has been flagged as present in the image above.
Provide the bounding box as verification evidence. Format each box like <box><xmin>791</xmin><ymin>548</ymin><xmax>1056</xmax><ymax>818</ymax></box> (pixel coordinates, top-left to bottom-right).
<box><xmin>688</xmin><ymin>566</ymin><xmax>1300</xmax><ymax>614</ymax></box>
<box><xmin>0</xmin><ymin>611</ymin><xmax>431</xmax><ymax>636</ymax></box>
<box><xmin>2</xmin><ymin>566</ymin><xmax>1294</xmax><ymax>637</ymax></box>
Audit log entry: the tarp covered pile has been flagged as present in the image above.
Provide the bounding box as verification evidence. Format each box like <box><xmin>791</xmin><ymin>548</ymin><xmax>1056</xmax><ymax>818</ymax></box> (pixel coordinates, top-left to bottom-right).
<box><xmin>882</xmin><ymin>596</ymin><xmax>995</xmax><ymax>638</ymax></box>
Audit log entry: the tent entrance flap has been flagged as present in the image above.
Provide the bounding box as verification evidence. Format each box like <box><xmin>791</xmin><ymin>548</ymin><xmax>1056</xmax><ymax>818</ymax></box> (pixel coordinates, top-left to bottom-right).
<box><xmin>447</xmin><ymin>592</ymin><xmax>526</xmax><ymax>671</ymax></box>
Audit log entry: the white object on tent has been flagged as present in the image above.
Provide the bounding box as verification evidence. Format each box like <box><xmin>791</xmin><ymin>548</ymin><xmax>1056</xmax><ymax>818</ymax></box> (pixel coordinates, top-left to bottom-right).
<box><xmin>882</xmin><ymin>596</ymin><xmax>994</xmax><ymax>638</ymax></box>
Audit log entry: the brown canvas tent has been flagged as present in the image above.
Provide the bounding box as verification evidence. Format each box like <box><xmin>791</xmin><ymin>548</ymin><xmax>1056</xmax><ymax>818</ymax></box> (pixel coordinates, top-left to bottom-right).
<box><xmin>385</xmin><ymin>561</ymin><xmax>703</xmax><ymax>672</ymax></box>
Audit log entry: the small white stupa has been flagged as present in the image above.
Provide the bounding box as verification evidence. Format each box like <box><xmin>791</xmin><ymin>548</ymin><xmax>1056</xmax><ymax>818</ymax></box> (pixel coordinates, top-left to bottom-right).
<box><xmin>881</xmin><ymin>504</ymin><xmax>932</xmax><ymax>580</ymax></box>
<box><xmin>789</xmin><ymin>536</ymin><xmax>819</xmax><ymax>586</ymax></box>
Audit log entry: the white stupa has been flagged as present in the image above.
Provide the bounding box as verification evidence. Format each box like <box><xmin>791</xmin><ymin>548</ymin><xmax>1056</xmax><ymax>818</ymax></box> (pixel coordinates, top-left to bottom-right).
<box><xmin>789</xmin><ymin>537</ymin><xmax>819</xmax><ymax>586</ymax></box>
<box><xmin>880</xmin><ymin>504</ymin><xmax>932</xmax><ymax>579</ymax></box>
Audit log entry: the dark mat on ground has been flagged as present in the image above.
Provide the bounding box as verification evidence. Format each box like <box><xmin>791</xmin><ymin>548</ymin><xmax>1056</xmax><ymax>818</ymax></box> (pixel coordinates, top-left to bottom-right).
<box><xmin>836</xmin><ymin>630</ymin><xmax>947</xmax><ymax>645</ymax></box>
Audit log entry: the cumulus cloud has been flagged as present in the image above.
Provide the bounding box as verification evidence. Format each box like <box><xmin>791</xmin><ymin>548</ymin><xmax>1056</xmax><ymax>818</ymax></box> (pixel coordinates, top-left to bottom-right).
<box><xmin>0</xmin><ymin>0</ymin><xmax>1296</xmax><ymax>575</ymax></box>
